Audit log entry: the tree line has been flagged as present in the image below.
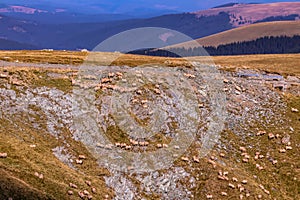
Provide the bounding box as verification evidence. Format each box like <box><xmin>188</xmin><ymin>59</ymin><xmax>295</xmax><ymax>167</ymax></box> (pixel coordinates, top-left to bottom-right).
<box><xmin>128</xmin><ymin>35</ymin><xmax>300</xmax><ymax>57</ymax></box>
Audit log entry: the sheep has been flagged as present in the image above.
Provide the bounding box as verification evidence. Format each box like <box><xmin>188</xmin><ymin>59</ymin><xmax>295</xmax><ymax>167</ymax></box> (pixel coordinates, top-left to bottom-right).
<box><xmin>206</xmin><ymin>194</ymin><xmax>213</xmax><ymax>199</ymax></box>
<box><xmin>34</xmin><ymin>172</ymin><xmax>43</xmax><ymax>179</ymax></box>
<box><xmin>268</xmin><ymin>133</ymin><xmax>275</xmax><ymax>139</ymax></box>
<box><xmin>67</xmin><ymin>190</ymin><xmax>74</xmax><ymax>195</ymax></box>
<box><xmin>221</xmin><ymin>192</ymin><xmax>228</xmax><ymax>196</ymax></box>
<box><xmin>0</xmin><ymin>152</ymin><xmax>7</xmax><ymax>158</ymax></box>
<box><xmin>76</xmin><ymin>159</ymin><xmax>83</xmax><ymax>164</ymax></box>
<box><xmin>286</xmin><ymin>146</ymin><xmax>293</xmax><ymax>150</ymax></box>
<box><xmin>154</xmin><ymin>88</ymin><xmax>161</xmax><ymax>95</ymax></box>
<box><xmin>83</xmin><ymin>190</ymin><xmax>90</xmax><ymax>195</ymax></box>
<box><xmin>130</xmin><ymin>139</ymin><xmax>139</xmax><ymax>146</ymax></box>
<box><xmin>85</xmin><ymin>180</ymin><xmax>91</xmax><ymax>186</ymax></box>
<box><xmin>92</xmin><ymin>187</ymin><xmax>97</xmax><ymax>194</ymax></box>
<box><xmin>78</xmin><ymin>155</ymin><xmax>86</xmax><ymax>160</ymax></box>
<box><xmin>120</xmin><ymin>143</ymin><xmax>127</xmax><ymax>148</ymax></box>
<box><xmin>184</xmin><ymin>73</ymin><xmax>195</xmax><ymax>78</ymax></box>
<box><xmin>125</xmin><ymin>145</ymin><xmax>132</xmax><ymax>150</ymax></box>
<box><xmin>181</xmin><ymin>157</ymin><xmax>189</xmax><ymax>162</ymax></box>
<box><xmin>232</xmin><ymin>177</ymin><xmax>238</xmax><ymax>182</ymax></box>
<box><xmin>193</xmin><ymin>156</ymin><xmax>200</xmax><ymax>163</ymax></box>
<box><xmin>239</xmin><ymin>147</ymin><xmax>247</xmax><ymax>152</ymax></box>
<box><xmin>108</xmin><ymin>73</ymin><xmax>115</xmax><ymax>78</ymax></box>
<box><xmin>241</xmin><ymin>180</ymin><xmax>248</xmax><ymax>184</ymax></box>
<box><xmin>228</xmin><ymin>183</ymin><xmax>235</xmax><ymax>188</ymax></box>
<box><xmin>239</xmin><ymin>187</ymin><xmax>245</xmax><ymax>192</ymax></box>
<box><xmin>279</xmin><ymin>149</ymin><xmax>286</xmax><ymax>153</ymax></box>
<box><xmin>208</xmin><ymin>159</ymin><xmax>216</xmax><ymax>168</ymax></box>
<box><xmin>78</xmin><ymin>191</ymin><xmax>85</xmax><ymax>199</ymax></box>
<box><xmin>69</xmin><ymin>183</ymin><xmax>78</xmax><ymax>188</ymax></box>
<box><xmin>291</xmin><ymin>108</ymin><xmax>299</xmax><ymax>113</ymax></box>
<box><xmin>256</xmin><ymin>131</ymin><xmax>266</xmax><ymax>136</ymax></box>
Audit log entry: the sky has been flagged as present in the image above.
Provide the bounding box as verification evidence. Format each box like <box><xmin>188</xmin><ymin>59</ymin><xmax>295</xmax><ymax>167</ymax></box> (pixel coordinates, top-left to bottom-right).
<box><xmin>2</xmin><ymin>0</ymin><xmax>300</xmax><ymax>13</ymax></box>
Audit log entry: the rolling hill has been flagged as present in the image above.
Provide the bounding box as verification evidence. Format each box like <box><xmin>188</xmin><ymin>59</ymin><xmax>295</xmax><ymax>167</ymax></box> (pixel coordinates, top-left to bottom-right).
<box><xmin>175</xmin><ymin>21</ymin><xmax>300</xmax><ymax>48</ymax></box>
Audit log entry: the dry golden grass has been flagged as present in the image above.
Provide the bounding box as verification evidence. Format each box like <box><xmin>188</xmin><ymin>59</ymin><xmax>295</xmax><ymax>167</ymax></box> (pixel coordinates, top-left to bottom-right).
<box><xmin>0</xmin><ymin>50</ymin><xmax>87</xmax><ymax>65</ymax></box>
<box><xmin>1</xmin><ymin>51</ymin><xmax>299</xmax><ymax>76</ymax></box>
<box><xmin>0</xmin><ymin>50</ymin><xmax>299</xmax><ymax>199</ymax></box>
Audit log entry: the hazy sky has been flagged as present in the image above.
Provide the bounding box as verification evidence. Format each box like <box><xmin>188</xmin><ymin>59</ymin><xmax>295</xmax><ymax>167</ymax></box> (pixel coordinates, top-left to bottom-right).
<box><xmin>2</xmin><ymin>0</ymin><xmax>300</xmax><ymax>13</ymax></box>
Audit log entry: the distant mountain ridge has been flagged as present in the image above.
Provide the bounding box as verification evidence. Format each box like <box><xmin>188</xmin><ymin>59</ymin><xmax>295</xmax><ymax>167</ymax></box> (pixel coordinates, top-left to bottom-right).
<box><xmin>193</xmin><ymin>2</ymin><xmax>300</xmax><ymax>27</ymax></box>
<box><xmin>0</xmin><ymin>2</ymin><xmax>299</xmax><ymax>50</ymax></box>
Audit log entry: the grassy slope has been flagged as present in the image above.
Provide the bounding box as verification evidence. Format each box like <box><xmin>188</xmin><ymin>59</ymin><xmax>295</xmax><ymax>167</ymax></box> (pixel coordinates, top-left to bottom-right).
<box><xmin>0</xmin><ymin>51</ymin><xmax>299</xmax><ymax>199</ymax></box>
<box><xmin>172</xmin><ymin>21</ymin><xmax>300</xmax><ymax>48</ymax></box>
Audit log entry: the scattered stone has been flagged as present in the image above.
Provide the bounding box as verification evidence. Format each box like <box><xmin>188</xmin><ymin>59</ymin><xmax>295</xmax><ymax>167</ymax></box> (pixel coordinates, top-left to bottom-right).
<box><xmin>281</xmin><ymin>135</ymin><xmax>290</xmax><ymax>145</ymax></box>
<box><xmin>0</xmin><ymin>152</ymin><xmax>7</xmax><ymax>158</ymax></box>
